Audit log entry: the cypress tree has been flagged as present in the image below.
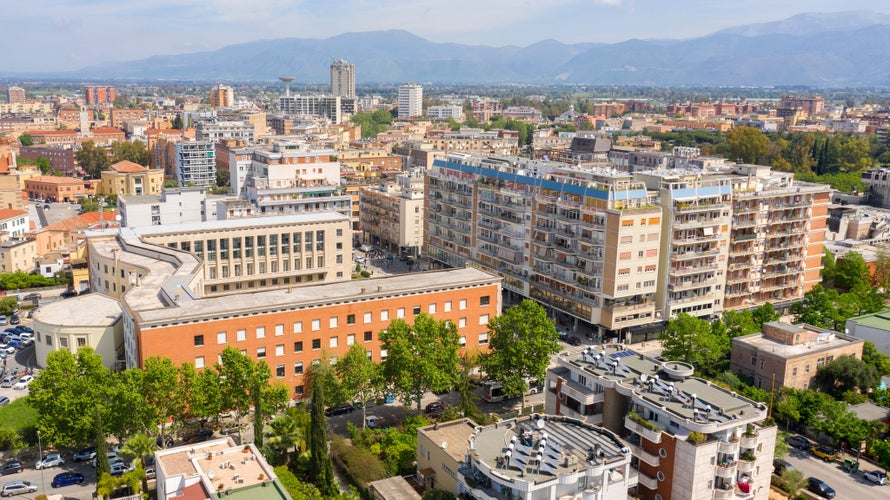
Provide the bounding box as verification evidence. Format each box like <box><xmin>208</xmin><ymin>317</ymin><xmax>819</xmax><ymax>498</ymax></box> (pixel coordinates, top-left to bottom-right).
<box><xmin>308</xmin><ymin>364</ymin><xmax>337</xmax><ymax>496</ymax></box>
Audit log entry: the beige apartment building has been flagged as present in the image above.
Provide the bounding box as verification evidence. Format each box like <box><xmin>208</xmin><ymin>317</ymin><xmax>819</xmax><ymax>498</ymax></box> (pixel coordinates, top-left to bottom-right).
<box><xmin>731</xmin><ymin>322</ymin><xmax>864</xmax><ymax>390</ymax></box>
<box><xmin>96</xmin><ymin>161</ymin><xmax>165</xmax><ymax>197</ymax></box>
<box><xmin>359</xmin><ymin>168</ymin><xmax>424</xmax><ymax>256</ymax></box>
<box><xmin>95</xmin><ymin>213</ymin><xmax>352</xmax><ymax>297</ymax></box>
<box><xmin>0</xmin><ymin>238</ymin><xmax>37</xmax><ymax>273</ymax></box>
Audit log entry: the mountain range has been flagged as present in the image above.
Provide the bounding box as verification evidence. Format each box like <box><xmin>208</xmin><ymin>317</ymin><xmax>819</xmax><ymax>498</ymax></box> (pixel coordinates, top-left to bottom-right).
<box><xmin>51</xmin><ymin>11</ymin><xmax>890</xmax><ymax>86</ymax></box>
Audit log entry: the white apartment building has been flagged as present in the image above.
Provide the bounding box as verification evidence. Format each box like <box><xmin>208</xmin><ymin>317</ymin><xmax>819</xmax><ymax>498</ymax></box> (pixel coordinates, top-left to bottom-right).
<box><xmin>546</xmin><ymin>345</ymin><xmax>776</xmax><ymax>500</ymax></box>
<box><xmin>330</xmin><ymin>58</ymin><xmax>356</xmax><ymax>99</ymax></box>
<box><xmin>427</xmin><ymin>105</ymin><xmax>464</xmax><ymax>121</ymax></box>
<box><xmin>278</xmin><ymin>95</ymin><xmax>342</xmax><ymax>123</ymax></box>
<box><xmin>0</xmin><ymin>209</ymin><xmax>29</xmax><ymax>239</ymax></box>
<box><xmin>194</xmin><ymin>119</ymin><xmax>255</xmax><ymax>144</ymax></box>
<box><xmin>175</xmin><ymin>141</ymin><xmax>216</xmax><ymax>188</ymax></box>
<box><xmin>119</xmin><ymin>188</ymin><xmax>210</xmax><ymax>227</ymax></box>
<box><xmin>398</xmin><ymin>84</ymin><xmax>423</xmax><ymax>118</ymax></box>
<box><xmin>360</xmin><ymin>167</ymin><xmax>425</xmax><ymax>256</ymax></box>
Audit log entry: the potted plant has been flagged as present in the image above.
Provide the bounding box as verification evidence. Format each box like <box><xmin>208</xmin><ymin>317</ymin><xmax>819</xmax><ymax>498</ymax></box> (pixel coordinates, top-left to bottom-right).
<box><xmin>217</xmin><ymin>483</ymin><xmax>224</xmax><ymax>491</ymax></box>
<box><xmin>242</xmin><ymin>445</ymin><xmax>250</xmax><ymax>454</ymax></box>
<box><xmin>258</xmin><ymin>473</ymin><xmax>265</xmax><ymax>481</ymax></box>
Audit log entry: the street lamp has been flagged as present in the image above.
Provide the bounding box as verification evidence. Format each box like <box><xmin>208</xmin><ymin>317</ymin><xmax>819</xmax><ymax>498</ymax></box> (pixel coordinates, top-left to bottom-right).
<box><xmin>37</xmin><ymin>429</ymin><xmax>44</xmax><ymax>494</ymax></box>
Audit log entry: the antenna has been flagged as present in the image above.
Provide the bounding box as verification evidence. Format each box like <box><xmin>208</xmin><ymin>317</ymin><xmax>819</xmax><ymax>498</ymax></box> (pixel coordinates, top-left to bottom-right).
<box><xmin>278</xmin><ymin>76</ymin><xmax>295</xmax><ymax>96</ymax></box>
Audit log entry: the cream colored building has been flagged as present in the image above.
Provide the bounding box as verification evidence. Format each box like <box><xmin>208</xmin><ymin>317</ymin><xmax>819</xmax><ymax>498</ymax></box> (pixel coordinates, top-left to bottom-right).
<box><xmin>97</xmin><ymin>161</ymin><xmax>165</xmax><ymax>197</ymax></box>
<box><xmin>32</xmin><ymin>293</ymin><xmax>125</xmax><ymax>370</ymax></box>
<box><xmin>0</xmin><ymin>238</ymin><xmax>37</xmax><ymax>273</ymax></box>
<box><xmin>90</xmin><ymin>213</ymin><xmax>352</xmax><ymax>297</ymax></box>
<box><xmin>360</xmin><ymin>168</ymin><xmax>424</xmax><ymax>255</ymax></box>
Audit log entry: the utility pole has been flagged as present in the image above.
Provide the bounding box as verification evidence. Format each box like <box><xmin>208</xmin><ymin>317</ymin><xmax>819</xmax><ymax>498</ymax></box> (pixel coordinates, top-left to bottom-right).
<box><xmin>767</xmin><ymin>373</ymin><xmax>776</xmax><ymax>419</ymax></box>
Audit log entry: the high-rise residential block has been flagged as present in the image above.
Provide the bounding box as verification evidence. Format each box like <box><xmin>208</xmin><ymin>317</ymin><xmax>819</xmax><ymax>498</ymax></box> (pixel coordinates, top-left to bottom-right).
<box><xmin>83</xmin><ymin>86</ymin><xmax>115</xmax><ymax>105</ymax></box>
<box><xmin>277</xmin><ymin>95</ymin><xmax>342</xmax><ymax>123</ymax></box>
<box><xmin>6</xmin><ymin>86</ymin><xmax>25</xmax><ymax>104</ymax></box>
<box><xmin>174</xmin><ymin>141</ymin><xmax>216</xmax><ymax>188</ymax></box>
<box><xmin>360</xmin><ymin>167</ymin><xmax>425</xmax><ymax>256</ymax></box>
<box><xmin>330</xmin><ymin>58</ymin><xmax>356</xmax><ymax>99</ymax></box>
<box><xmin>398</xmin><ymin>84</ymin><xmax>423</xmax><ymax>118</ymax></box>
<box><xmin>209</xmin><ymin>84</ymin><xmax>235</xmax><ymax>108</ymax></box>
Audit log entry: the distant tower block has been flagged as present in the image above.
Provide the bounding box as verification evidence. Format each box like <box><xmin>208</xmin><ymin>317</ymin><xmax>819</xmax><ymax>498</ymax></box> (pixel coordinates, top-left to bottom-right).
<box><xmin>278</xmin><ymin>76</ymin><xmax>295</xmax><ymax>96</ymax></box>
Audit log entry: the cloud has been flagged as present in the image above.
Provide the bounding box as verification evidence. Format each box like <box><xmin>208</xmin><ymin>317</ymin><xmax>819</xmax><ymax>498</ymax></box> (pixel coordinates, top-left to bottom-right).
<box><xmin>593</xmin><ymin>0</ymin><xmax>623</xmax><ymax>5</ymax></box>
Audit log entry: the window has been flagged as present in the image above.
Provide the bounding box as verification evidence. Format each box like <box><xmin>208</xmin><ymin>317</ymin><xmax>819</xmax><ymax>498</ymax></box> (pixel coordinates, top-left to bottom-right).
<box><xmin>274</xmin><ymin>324</ymin><xmax>284</xmax><ymax>336</ymax></box>
<box><xmin>363</xmin><ymin>312</ymin><xmax>372</xmax><ymax>323</ymax></box>
<box><xmin>792</xmin><ymin>366</ymin><xmax>798</xmax><ymax>376</ymax></box>
<box><xmin>330</xmin><ymin>337</ymin><xmax>338</xmax><ymax>348</ymax></box>
<box><xmin>237</xmin><ymin>329</ymin><xmax>246</xmax><ymax>341</ymax></box>
<box><xmin>444</xmin><ymin>301</ymin><xmax>452</xmax><ymax>312</ymax></box>
<box><xmin>256</xmin><ymin>326</ymin><xmax>266</xmax><ymax>339</ymax></box>
<box><xmin>294</xmin><ymin>341</ymin><xmax>303</xmax><ymax>353</ymax></box>
<box><xmin>77</xmin><ymin>337</ymin><xmax>87</xmax><ymax>348</ymax></box>
<box><xmin>194</xmin><ymin>335</ymin><xmax>204</xmax><ymax>347</ymax></box>
<box><xmin>60</xmin><ymin>337</ymin><xmax>68</xmax><ymax>348</ymax></box>
<box><xmin>459</xmin><ymin>299</ymin><xmax>468</xmax><ymax>310</ymax></box>
<box><xmin>312</xmin><ymin>339</ymin><xmax>321</xmax><ymax>350</ymax></box>
<box><xmin>480</xmin><ymin>296</ymin><xmax>490</xmax><ymax>306</ymax></box>
<box><xmin>294</xmin><ymin>362</ymin><xmax>304</xmax><ymax>375</ymax></box>
<box><xmin>429</xmin><ymin>303</ymin><xmax>437</xmax><ymax>314</ymax></box>
<box><xmin>295</xmin><ymin>385</ymin><xmax>304</xmax><ymax>397</ymax></box>
<box><xmin>479</xmin><ymin>332</ymin><xmax>489</xmax><ymax>344</ymax></box>
<box><xmin>329</xmin><ymin>316</ymin><xmax>338</xmax><ymax>328</ymax></box>
<box><xmin>257</xmin><ymin>347</ymin><xmax>266</xmax><ymax>358</ymax></box>
<box><xmin>217</xmin><ymin>332</ymin><xmax>227</xmax><ymax>344</ymax></box>
<box><xmin>413</xmin><ymin>305</ymin><xmax>421</xmax><ymax>315</ymax></box>
<box><xmin>346</xmin><ymin>314</ymin><xmax>356</xmax><ymax>325</ymax></box>
<box><xmin>275</xmin><ymin>344</ymin><xmax>285</xmax><ymax>356</ymax></box>
<box><xmin>195</xmin><ymin>356</ymin><xmax>205</xmax><ymax>369</ymax></box>
<box><xmin>479</xmin><ymin>314</ymin><xmax>489</xmax><ymax>326</ymax></box>
<box><xmin>397</xmin><ymin>307</ymin><xmax>406</xmax><ymax>319</ymax></box>
<box><xmin>619</xmin><ymin>251</ymin><xmax>632</xmax><ymax>260</ymax></box>
<box><xmin>276</xmin><ymin>364</ymin><xmax>285</xmax><ymax>378</ymax></box>
<box><xmin>311</xmin><ymin>319</ymin><xmax>321</xmax><ymax>331</ymax></box>
<box><xmin>294</xmin><ymin>321</ymin><xmax>303</xmax><ymax>334</ymax></box>
<box><xmin>459</xmin><ymin>336</ymin><xmax>467</xmax><ymax>346</ymax></box>
<box><xmin>364</xmin><ymin>331</ymin><xmax>373</xmax><ymax>342</ymax></box>
<box><xmin>459</xmin><ymin>318</ymin><xmax>467</xmax><ymax>328</ymax></box>
<box><xmin>380</xmin><ymin>310</ymin><xmax>389</xmax><ymax>321</ymax></box>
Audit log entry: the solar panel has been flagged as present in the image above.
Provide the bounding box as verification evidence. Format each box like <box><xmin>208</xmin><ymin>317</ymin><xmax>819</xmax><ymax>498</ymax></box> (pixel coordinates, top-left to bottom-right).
<box><xmin>514</xmin><ymin>443</ymin><xmax>533</xmax><ymax>457</ymax></box>
<box><xmin>610</xmin><ymin>350</ymin><xmax>635</xmax><ymax>359</ymax></box>
<box><xmin>540</xmin><ymin>461</ymin><xmax>558</xmax><ymax>475</ymax></box>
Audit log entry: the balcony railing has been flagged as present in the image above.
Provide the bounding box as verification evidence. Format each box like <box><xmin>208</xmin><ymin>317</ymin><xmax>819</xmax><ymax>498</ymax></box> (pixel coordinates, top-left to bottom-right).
<box><xmin>624</xmin><ymin>416</ymin><xmax>663</xmax><ymax>443</ymax></box>
<box><xmin>636</xmin><ymin>469</ymin><xmax>659</xmax><ymax>490</ymax></box>
<box><xmin>626</xmin><ymin>442</ymin><xmax>660</xmax><ymax>467</ymax></box>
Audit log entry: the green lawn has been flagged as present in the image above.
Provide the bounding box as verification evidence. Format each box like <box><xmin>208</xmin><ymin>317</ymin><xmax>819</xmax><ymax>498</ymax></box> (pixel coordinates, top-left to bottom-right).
<box><xmin>0</xmin><ymin>397</ymin><xmax>37</xmax><ymax>431</ymax></box>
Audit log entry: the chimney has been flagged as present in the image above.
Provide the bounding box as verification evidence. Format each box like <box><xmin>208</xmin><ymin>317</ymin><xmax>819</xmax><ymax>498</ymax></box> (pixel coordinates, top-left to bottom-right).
<box><xmin>377</xmin><ymin>285</ymin><xmax>383</xmax><ymax>292</ymax></box>
<box><xmin>360</xmin><ymin>287</ymin><xmax>366</xmax><ymax>294</ymax></box>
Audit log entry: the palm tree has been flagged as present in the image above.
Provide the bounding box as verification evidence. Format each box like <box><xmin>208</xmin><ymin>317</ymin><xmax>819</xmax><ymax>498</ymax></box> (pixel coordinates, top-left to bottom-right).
<box><xmin>266</xmin><ymin>407</ymin><xmax>306</xmax><ymax>465</ymax></box>
<box><xmin>119</xmin><ymin>432</ymin><xmax>157</xmax><ymax>469</ymax></box>
<box><xmin>96</xmin><ymin>472</ymin><xmax>118</xmax><ymax>500</ymax></box>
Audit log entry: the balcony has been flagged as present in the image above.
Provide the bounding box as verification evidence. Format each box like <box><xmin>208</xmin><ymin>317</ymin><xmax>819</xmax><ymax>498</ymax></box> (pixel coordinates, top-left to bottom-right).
<box><xmin>624</xmin><ymin>416</ymin><xmax>663</xmax><ymax>444</ymax></box>
<box><xmin>714</xmin><ymin>486</ymin><xmax>734</xmax><ymax>500</ymax></box>
<box><xmin>740</xmin><ymin>435</ymin><xmax>758</xmax><ymax>449</ymax></box>
<box><xmin>636</xmin><ymin>469</ymin><xmax>659</xmax><ymax>490</ymax></box>
<box><xmin>669</xmin><ymin>278</ymin><xmax>717</xmax><ymax>291</ymax></box>
<box><xmin>626</xmin><ymin>442</ymin><xmax>660</xmax><ymax>467</ymax></box>
<box><xmin>675</xmin><ymin>203</ymin><xmax>722</xmax><ymax>213</ymax></box>
<box><xmin>718</xmin><ymin>440</ymin><xmax>740</xmax><ymax>454</ymax></box>
<box><xmin>673</xmin><ymin>263</ymin><xmax>720</xmax><ymax>276</ymax></box>
<box><xmin>715</xmin><ymin>461</ymin><xmax>737</xmax><ymax>478</ymax></box>
<box><xmin>670</xmin><ymin>248</ymin><xmax>721</xmax><ymax>261</ymax></box>
<box><xmin>738</xmin><ymin>459</ymin><xmax>756</xmax><ymax>474</ymax></box>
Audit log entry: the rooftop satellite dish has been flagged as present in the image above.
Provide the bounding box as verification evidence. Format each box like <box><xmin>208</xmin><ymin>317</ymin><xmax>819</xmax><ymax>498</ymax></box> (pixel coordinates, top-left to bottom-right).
<box><xmin>536</xmin><ymin>418</ymin><xmax>546</xmax><ymax>429</ymax></box>
<box><xmin>441</xmin><ymin>441</ymin><xmax>447</xmax><ymax>449</ymax></box>
<box><xmin>641</xmin><ymin>373</ymin><xmax>649</xmax><ymax>382</ymax></box>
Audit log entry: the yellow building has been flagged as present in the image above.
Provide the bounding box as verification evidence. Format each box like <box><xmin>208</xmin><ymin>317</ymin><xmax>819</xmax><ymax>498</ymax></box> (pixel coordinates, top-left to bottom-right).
<box><xmin>96</xmin><ymin>161</ymin><xmax>164</xmax><ymax>197</ymax></box>
<box><xmin>0</xmin><ymin>238</ymin><xmax>37</xmax><ymax>273</ymax></box>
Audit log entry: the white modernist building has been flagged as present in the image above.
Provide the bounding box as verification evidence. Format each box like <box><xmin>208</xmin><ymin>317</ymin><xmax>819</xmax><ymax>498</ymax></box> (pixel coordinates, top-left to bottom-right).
<box><xmin>398</xmin><ymin>84</ymin><xmax>423</xmax><ymax>118</ymax></box>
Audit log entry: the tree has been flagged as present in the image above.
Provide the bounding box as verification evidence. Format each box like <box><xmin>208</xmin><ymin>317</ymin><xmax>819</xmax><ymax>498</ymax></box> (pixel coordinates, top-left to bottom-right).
<box><xmin>780</xmin><ymin>469</ymin><xmax>806</xmax><ymax>498</ymax></box>
<box><xmin>726</xmin><ymin>126</ymin><xmax>769</xmax><ymax>164</ymax></box>
<box><xmin>76</xmin><ymin>140</ymin><xmax>111</xmax><ymax>179</ymax></box>
<box><xmin>721</xmin><ymin>309</ymin><xmax>758</xmax><ymax>338</ymax></box>
<box><xmin>862</xmin><ymin>341</ymin><xmax>890</xmax><ymax>378</ymax></box>
<box><xmin>751</xmin><ymin>303</ymin><xmax>780</xmax><ymax>329</ymax></box>
<box><xmin>872</xmin><ymin>439</ymin><xmax>890</xmax><ymax>473</ymax></box>
<box><xmin>481</xmin><ymin>300</ymin><xmax>560</xmax><ymax>408</ymax></box>
<box><xmin>171</xmin><ymin>114</ymin><xmax>183</xmax><ymax>130</ymax></box>
<box><xmin>815</xmin><ymin>354</ymin><xmax>880</xmax><ymax>396</ymax></box>
<box><xmin>0</xmin><ymin>296</ymin><xmax>18</xmax><ymax>315</ymax></box>
<box><xmin>380</xmin><ymin>313</ymin><xmax>461</xmax><ymax>413</ymax></box>
<box><xmin>307</xmin><ymin>362</ymin><xmax>338</xmax><ymax>496</ymax></box>
<box><xmin>141</xmin><ymin>357</ymin><xmax>183</xmax><ymax>445</ymax></box>
<box><xmin>215</xmin><ymin>167</ymin><xmax>231</xmax><ymax>191</ymax></box>
<box><xmin>215</xmin><ymin>346</ymin><xmax>286</xmax><ymax>447</ymax></box>
<box><xmin>821</xmin><ymin>247</ymin><xmax>837</xmax><ymax>284</ymax></box>
<box><xmin>834</xmin><ymin>251</ymin><xmax>870</xmax><ymax>290</ymax></box>
<box><xmin>659</xmin><ymin>313</ymin><xmax>729</xmax><ymax>372</ymax></box>
<box><xmin>790</xmin><ymin>285</ymin><xmax>844</xmax><ymax>329</ymax></box>
<box><xmin>774</xmin><ymin>432</ymin><xmax>789</xmax><ymax>460</ymax></box>
<box><xmin>335</xmin><ymin>343</ymin><xmax>380</xmax><ymax>428</ymax></box>
<box><xmin>265</xmin><ymin>406</ymin><xmax>307</xmax><ymax>465</ymax></box>
<box><xmin>111</xmin><ymin>141</ymin><xmax>150</xmax><ymax>166</ymax></box>
<box><xmin>17</xmin><ymin>133</ymin><xmax>33</xmax><ymax>147</ymax></box>
<box><xmin>119</xmin><ymin>432</ymin><xmax>157</xmax><ymax>468</ymax></box>
<box><xmin>872</xmin><ymin>244</ymin><xmax>890</xmax><ymax>291</ymax></box>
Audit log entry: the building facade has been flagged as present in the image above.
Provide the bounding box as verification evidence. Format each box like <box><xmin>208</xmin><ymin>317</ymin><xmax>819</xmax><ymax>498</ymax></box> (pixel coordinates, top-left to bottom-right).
<box><xmin>209</xmin><ymin>84</ymin><xmax>235</xmax><ymax>108</ymax></box>
<box><xmin>277</xmin><ymin>95</ymin><xmax>342</xmax><ymax>123</ymax></box>
<box><xmin>32</xmin><ymin>294</ymin><xmax>125</xmax><ymax>370</ymax></box>
<box><xmin>25</xmin><ymin>176</ymin><xmax>87</xmax><ymax>202</ymax></box>
<box><xmin>97</xmin><ymin>160</ymin><xmax>164</xmax><ymax>197</ymax></box>
<box><xmin>195</xmin><ymin>119</ymin><xmax>255</xmax><ymax>144</ymax></box>
<box><xmin>119</xmin><ymin>187</ymin><xmax>209</xmax><ymax>227</ymax></box>
<box><xmin>545</xmin><ymin>345</ymin><xmax>776</xmax><ymax>500</ymax></box>
<box><xmin>398</xmin><ymin>84</ymin><xmax>423</xmax><ymax>119</ymax></box>
<box><xmin>360</xmin><ymin>168</ymin><xmax>425</xmax><ymax>256</ymax></box>
<box><xmin>0</xmin><ymin>238</ymin><xmax>37</xmax><ymax>273</ymax></box>
<box><xmin>731</xmin><ymin>322</ymin><xmax>865</xmax><ymax>390</ymax></box>
<box><xmin>330</xmin><ymin>58</ymin><xmax>356</xmax><ymax>99</ymax></box>
<box><xmin>175</xmin><ymin>141</ymin><xmax>216</xmax><ymax>188</ymax></box>
<box><xmin>83</xmin><ymin>86</ymin><xmax>115</xmax><ymax>105</ymax></box>
<box><xmin>6</xmin><ymin>87</ymin><xmax>25</xmax><ymax>104</ymax></box>
<box><xmin>427</xmin><ymin>105</ymin><xmax>464</xmax><ymax>121</ymax></box>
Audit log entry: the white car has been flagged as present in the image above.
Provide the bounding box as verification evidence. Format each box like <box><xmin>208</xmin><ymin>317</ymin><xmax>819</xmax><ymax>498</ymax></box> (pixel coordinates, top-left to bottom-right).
<box><xmin>0</xmin><ymin>345</ymin><xmax>14</xmax><ymax>355</ymax></box>
<box><xmin>91</xmin><ymin>452</ymin><xmax>119</xmax><ymax>468</ymax></box>
<box><xmin>35</xmin><ymin>453</ymin><xmax>64</xmax><ymax>470</ymax></box>
<box><xmin>12</xmin><ymin>375</ymin><xmax>32</xmax><ymax>390</ymax></box>
<box><xmin>864</xmin><ymin>470</ymin><xmax>887</xmax><ymax>485</ymax></box>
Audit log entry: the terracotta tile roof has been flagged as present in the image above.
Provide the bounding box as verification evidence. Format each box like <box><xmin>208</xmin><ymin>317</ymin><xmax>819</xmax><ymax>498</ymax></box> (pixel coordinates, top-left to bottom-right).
<box><xmin>26</xmin><ymin>175</ymin><xmax>84</xmax><ymax>185</ymax></box>
<box><xmin>42</xmin><ymin>211</ymin><xmax>119</xmax><ymax>233</ymax></box>
<box><xmin>26</xmin><ymin>130</ymin><xmax>77</xmax><ymax>136</ymax></box>
<box><xmin>91</xmin><ymin>127</ymin><xmax>125</xmax><ymax>134</ymax></box>
<box><xmin>0</xmin><ymin>209</ymin><xmax>27</xmax><ymax>220</ymax></box>
<box><xmin>110</xmin><ymin>160</ymin><xmax>147</xmax><ymax>173</ymax></box>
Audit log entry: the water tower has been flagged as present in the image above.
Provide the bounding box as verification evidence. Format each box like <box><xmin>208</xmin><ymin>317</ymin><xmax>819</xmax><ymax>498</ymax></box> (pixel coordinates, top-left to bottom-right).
<box><xmin>278</xmin><ymin>76</ymin><xmax>295</xmax><ymax>96</ymax></box>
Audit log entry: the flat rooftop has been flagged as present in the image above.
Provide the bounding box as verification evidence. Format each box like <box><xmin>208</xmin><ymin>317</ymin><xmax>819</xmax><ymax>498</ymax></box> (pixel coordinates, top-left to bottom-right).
<box><xmin>32</xmin><ymin>293</ymin><xmax>122</xmax><ymax>327</ymax></box>
<box><xmin>131</xmin><ymin>212</ymin><xmax>349</xmax><ymax>236</ymax></box>
<box><xmin>468</xmin><ymin>414</ymin><xmax>629</xmax><ymax>482</ymax></box>
<box><xmin>733</xmin><ymin>330</ymin><xmax>862</xmax><ymax>359</ymax></box>
<box><xmin>558</xmin><ymin>345</ymin><xmax>767</xmax><ymax>427</ymax></box>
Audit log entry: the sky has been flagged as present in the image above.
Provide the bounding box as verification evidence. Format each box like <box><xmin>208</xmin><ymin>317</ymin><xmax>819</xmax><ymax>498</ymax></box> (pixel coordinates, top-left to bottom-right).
<box><xmin>4</xmin><ymin>0</ymin><xmax>890</xmax><ymax>73</ymax></box>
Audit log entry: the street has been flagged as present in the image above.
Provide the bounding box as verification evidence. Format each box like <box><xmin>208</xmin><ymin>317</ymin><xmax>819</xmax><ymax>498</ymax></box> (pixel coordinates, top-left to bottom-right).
<box><xmin>0</xmin><ymin>459</ymin><xmax>98</xmax><ymax>500</ymax></box>
<box><xmin>781</xmin><ymin>443</ymin><xmax>887</xmax><ymax>498</ymax></box>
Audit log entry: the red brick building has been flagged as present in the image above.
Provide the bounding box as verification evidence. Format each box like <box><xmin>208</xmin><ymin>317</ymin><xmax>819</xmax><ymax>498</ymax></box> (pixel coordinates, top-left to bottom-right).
<box><xmin>83</xmin><ymin>86</ymin><xmax>115</xmax><ymax>105</ymax></box>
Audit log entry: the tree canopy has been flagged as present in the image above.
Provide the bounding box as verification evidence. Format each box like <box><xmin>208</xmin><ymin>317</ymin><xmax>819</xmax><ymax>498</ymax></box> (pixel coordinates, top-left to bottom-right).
<box><xmin>659</xmin><ymin>313</ymin><xmax>729</xmax><ymax>373</ymax></box>
<box><xmin>76</xmin><ymin>140</ymin><xmax>111</xmax><ymax>179</ymax></box>
<box><xmin>726</xmin><ymin>126</ymin><xmax>769</xmax><ymax>164</ymax></box>
<box><xmin>111</xmin><ymin>140</ymin><xmax>150</xmax><ymax>166</ymax></box>
<box><xmin>815</xmin><ymin>354</ymin><xmax>881</xmax><ymax>396</ymax></box>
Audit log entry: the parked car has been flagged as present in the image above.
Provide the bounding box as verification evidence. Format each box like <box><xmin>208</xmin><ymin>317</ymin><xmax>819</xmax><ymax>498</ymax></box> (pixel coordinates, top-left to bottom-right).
<box><xmin>8</xmin><ymin>316</ymin><xmax>18</xmax><ymax>326</ymax></box>
<box><xmin>810</xmin><ymin>446</ymin><xmax>837</xmax><ymax>461</ymax></box>
<box><xmin>785</xmin><ymin>434</ymin><xmax>809</xmax><ymax>450</ymax></box>
<box><xmin>0</xmin><ymin>346</ymin><xmax>13</xmax><ymax>356</ymax></box>
<box><xmin>557</xmin><ymin>329</ymin><xmax>569</xmax><ymax>342</ymax></box>
<box><xmin>12</xmin><ymin>376</ymin><xmax>32</xmax><ymax>391</ymax></box>
<box><xmin>22</xmin><ymin>293</ymin><xmax>40</xmax><ymax>301</ymax></box>
<box><xmin>0</xmin><ymin>462</ymin><xmax>22</xmax><ymax>476</ymax></box>
<box><xmin>1</xmin><ymin>481</ymin><xmax>38</xmax><ymax>496</ymax></box>
<box><xmin>59</xmin><ymin>289</ymin><xmax>78</xmax><ymax>299</ymax></box>
<box><xmin>324</xmin><ymin>404</ymin><xmax>354</xmax><ymax>417</ymax></box>
<box><xmin>566</xmin><ymin>336</ymin><xmax>582</xmax><ymax>346</ymax></box>
<box><xmin>0</xmin><ymin>397</ymin><xmax>8</xmax><ymax>407</ymax></box>
<box><xmin>5</xmin><ymin>340</ymin><xmax>20</xmax><ymax>350</ymax></box>
<box><xmin>0</xmin><ymin>377</ymin><xmax>13</xmax><ymax>388</ymax></box>
<box><xmin>16</xmin><ymin>326</ymin><xmax>31</xmax><ymax>334</ymax></box>
<box><xmin>35</xmin><ymin>453</ymin><xmax>64</xmax><ymax>470</ymax></box>
<box><xmin>182</xmin><ymin>428</ymin><xmax>213</xmax><ymax>444</ymax></box>
<box><xmin>365</xmin><ymin>415</ymin><xmax>390</xmax><ymax>429</ymax></box>
<box><xmin>50</xmin><ymin>472</ymin><xmax>85</xmax><ymax>488</ymax></box>
<box><xmin>773</xmin><ymin>460</ymin><xmax>794</xmax><ymax>475</ymax></box>
<box><xmin>0</xmin><ymin>316</ymin><xmax>7</xmax><ymax>326</ymax></box>
<box><xmin>91</xmin><ymin>452</ymin><xmax>118</xmax><ymax>468</ymax></box>
<box><xmin>864</xmin><ymin>470</ymin><xmax>888</xmax><ymax>485</ymax></box>
<box><xmin>425</xmin><ymin>402</ymin><xmax>444</xmax><ymax>417</ymax></box>
<box><xmin>72</xmin><ymin>447</ymin><xmax>97</xmax><ymax>462</ymax></box>
<box><xmin>109</xmin><ymin>463</ymin><xmax>131</xmax><ymax>477</ymax></box>
<box><xmin>156</xmin><ymin>435</ymin><xmax>174</xmax><ymax>448</ymax></box>
<box><xmin>219</xmin><ymin>424</ymin><xmax>242</xmax><ymax>436</ymax></box>
<box><xmin>806</xmin><ymin>477</ymin><xmax>836</xmax><ymax>499</ymax></box>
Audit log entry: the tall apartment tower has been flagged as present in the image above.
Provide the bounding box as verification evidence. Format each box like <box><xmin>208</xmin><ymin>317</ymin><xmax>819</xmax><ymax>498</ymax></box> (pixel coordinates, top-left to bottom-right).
<box><xmin>330</xmin><ymin>58</ymin><xmax>355</xmax><ymax>99</ymax></box>
<box><xmin>209</xmin><ymin>84</ymin><xmax>235</xmax><ymax>108</ymax></box>
<box><xmin>174</xmin><ymin>141</ymin><xmax>216</xmax><ymax>188</ymax></box>
<box><xmin>398</xmin><ymin>84</ymin><xmax>423</xmax><ymax>118</ymax></box>
<box><xmin>6</xmin><ymin>87</ymin><xmax>25</xmax><ymax>104</ymax></box>
<box><xmin>83</xmin><ymin>86</ymin><xmax>115</xmax><ymax>105</ymax></box>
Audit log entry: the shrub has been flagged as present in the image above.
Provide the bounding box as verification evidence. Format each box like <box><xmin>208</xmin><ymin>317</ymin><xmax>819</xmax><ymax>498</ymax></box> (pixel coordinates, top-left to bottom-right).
<box><xmin>330</xmin><ymin>436</ymin><xmax>386</xmax><ymax>485</ymax></box>
<box><xmin>688</xmin><ymin>432</ymin><xmax>707</xmax><ymax>445</ymax></box>
<box><xmin>274</xmin><ymin>465</ymin><xmax>325</xmax><ymax>500</ymax></box>
<box><xmin>360</xmin><ymin>270</ymin><xmax>371</xmax><ymax>278</ymax></box>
